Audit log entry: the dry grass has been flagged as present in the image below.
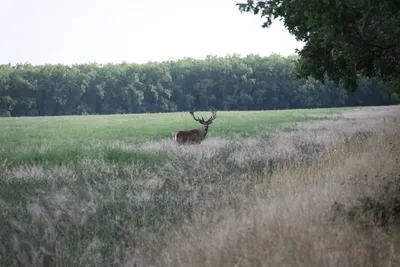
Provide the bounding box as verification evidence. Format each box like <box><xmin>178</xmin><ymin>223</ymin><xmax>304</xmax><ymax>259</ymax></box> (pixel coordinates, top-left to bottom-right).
<box><xmin>158</xmin><ymin>107</ymin><xmax>400</xmax><ymax>267</ymax></box>
<box><xmin>1</xmin><ymin>106</ymin><xmax>399</xmax><ymax>267</ymax></box>
<box><xmin>160</xmin><ymin>131</ymin><xmax>400</xmax><ymax>266</ymax></box>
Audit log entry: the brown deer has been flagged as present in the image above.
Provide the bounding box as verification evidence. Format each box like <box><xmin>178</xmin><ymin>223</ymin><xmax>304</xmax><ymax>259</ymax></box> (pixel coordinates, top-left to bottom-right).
<box><xmin>172</xmin><ymin>109</ymin><xmax>217</xmax><ymax>144</ymax></box>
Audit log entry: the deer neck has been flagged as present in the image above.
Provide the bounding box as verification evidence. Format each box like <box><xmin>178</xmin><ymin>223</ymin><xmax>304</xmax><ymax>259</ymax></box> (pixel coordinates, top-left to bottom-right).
<box><xmin>200</xmin><ymin>124</ymin><xmax>209</xmax><ymax>139</ymax></box>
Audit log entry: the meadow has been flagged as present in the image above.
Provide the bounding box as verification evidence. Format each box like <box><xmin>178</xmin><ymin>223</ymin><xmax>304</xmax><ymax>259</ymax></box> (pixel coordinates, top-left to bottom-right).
<box><xmin>0</xmin><ymin>108</ymin><xmax>345</xmax><ymax>166</ymax></box>
<box><xmin>0</xmin><ymin>106</ymin><xmax>399</xmax><ymax>266</ymax></box>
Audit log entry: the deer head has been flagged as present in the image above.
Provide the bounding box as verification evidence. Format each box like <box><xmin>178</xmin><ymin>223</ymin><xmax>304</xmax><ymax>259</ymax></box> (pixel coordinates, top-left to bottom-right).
<box><xmin>172</xmin><ymin>109</ymin><xmax>217</xmax><ymax>144</ymax></box>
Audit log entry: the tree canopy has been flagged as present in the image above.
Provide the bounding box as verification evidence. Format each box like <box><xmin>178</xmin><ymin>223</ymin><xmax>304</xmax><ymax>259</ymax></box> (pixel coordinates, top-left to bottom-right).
<box><xmin>237</xmin><ymin>0</ymin><xmax>400</xmax><ymax>92</ymax></box>
<box><xmin>0</xmin><ymin>55</ymin><xmax>398</xmax><ymax>117</ymax></box>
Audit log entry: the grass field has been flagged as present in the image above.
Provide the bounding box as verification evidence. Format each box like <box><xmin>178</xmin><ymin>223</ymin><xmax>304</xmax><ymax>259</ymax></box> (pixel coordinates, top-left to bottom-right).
<box><xmin>0</xmin><ymin>106</ymin><xmax>399</xmax><ymax>266</ymax></box>
<box><xmin>0</xmin><ymin>107</ymin><xmax>345</xmax><ymax>166</ymax></box>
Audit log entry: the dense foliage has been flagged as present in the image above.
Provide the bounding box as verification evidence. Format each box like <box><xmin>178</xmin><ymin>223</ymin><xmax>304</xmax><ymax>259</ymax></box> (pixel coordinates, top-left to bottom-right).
<box><xmin>0</xmin><ymin>54</ymin><xmax>398</xmax><ymax>117</ymax></box>
<box><xmin>237</xmin><ymin>0</ymin><xmax>400</xmax><ymax>92</ymax></box>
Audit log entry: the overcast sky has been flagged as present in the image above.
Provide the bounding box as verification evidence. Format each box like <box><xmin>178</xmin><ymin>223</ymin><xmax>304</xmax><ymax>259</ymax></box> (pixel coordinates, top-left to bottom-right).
<box><xmin>0</xmin><ymin>0</ymin><xmax>303</xmax><ymax>65</ymax></box>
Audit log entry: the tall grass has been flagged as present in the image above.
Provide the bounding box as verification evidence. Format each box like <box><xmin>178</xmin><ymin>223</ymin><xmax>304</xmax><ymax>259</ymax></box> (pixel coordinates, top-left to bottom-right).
<box><xmin>161</xmin><ymin>125</ymin><xmax>400</xmax><ymax>267</ymax></box>
<box><xmin>0</xmin><ymin>105</ymin><xmax>399</xmax><ymax>266</ymax></box>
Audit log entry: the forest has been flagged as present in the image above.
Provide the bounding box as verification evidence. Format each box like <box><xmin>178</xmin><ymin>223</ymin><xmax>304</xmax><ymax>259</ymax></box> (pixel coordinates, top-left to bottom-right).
<box><xmin>0</xmin><ymin>54</ymin><xmax>398</xmax><ymax>117</ymax></box>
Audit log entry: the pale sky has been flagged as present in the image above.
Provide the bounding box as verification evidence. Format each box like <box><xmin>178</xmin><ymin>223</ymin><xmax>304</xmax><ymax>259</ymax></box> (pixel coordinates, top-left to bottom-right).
<box><xmin>0</xmin><ymin>0</ymin><xmax>303</xmax><ymax>65</ymax></box>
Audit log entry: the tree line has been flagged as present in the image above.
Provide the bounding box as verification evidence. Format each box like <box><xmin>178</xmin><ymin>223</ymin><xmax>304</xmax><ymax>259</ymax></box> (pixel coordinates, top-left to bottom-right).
<box><xmin>0</xmin><ymin>54</ymin><xmax>398</xmax><ymax>117</ymax></box>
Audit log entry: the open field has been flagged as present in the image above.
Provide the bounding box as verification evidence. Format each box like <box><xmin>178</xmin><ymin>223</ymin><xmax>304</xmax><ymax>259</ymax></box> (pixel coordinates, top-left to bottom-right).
<box><xmin>0</xmin><ymin>105</ymin><xmax>399</xmax><ymax>266</ymax></box>
<box><xmin>0</xmin><ymin>107</ymin><xmax>346</xmax><ymax>166</ymax></box>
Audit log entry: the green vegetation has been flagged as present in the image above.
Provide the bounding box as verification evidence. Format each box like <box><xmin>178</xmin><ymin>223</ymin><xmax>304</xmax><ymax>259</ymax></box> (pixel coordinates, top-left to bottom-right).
<box><xmin>1</xmin><ymin>55</ymin><xmax>398</xmax><ymax>117</ymax></box>
<box><xmin>237</xmin><ymin>0</ymin><xmax>400</xmax><ymax>92</ymax></box>
<box><xmin>0</xmin><ymin>108</ymin><xmax>344</xmax><ymax>166</ymax></box>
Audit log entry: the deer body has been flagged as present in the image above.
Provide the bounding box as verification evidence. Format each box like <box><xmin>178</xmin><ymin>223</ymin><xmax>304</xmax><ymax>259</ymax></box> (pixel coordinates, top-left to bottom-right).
<box><xmin>172</xmin><ymin>110</ymin><xmax>217</xmax><ymax>144</ymax></box>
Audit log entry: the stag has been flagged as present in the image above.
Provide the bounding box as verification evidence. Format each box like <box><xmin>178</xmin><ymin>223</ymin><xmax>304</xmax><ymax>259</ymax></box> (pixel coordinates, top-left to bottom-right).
<box><xmin>172</xmin><ymin>109</ymin><xmax>217</xmax><ymax>144</ymax></box>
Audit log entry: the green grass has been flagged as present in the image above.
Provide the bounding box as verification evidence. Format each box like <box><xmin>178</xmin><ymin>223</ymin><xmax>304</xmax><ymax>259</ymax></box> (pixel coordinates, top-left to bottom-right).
<box><xmin>0</xmin><ymin>108</ymin><xmax>347</xmax><ymax>159</ymax></box>
<box><xmin>0</xmin><ymin>108</ymin><xmax>347</xmax><ymax>146</ymax></box>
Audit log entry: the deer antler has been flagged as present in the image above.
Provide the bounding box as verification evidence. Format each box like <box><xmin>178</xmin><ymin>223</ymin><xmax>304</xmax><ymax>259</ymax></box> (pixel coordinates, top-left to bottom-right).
<box><xmin>191</xmin><ymin>109</ymin><xmax>217</xmax><ymax>124</ymax></box>
<box><xmin>190</xmin><ymin>111</ymin><xmax>202</xmax><ymax>122</ymax></box>
<box><xmin>207</xmin><ymin>108</ymin><xmax>217</xmax><ymax>123</ymax></box>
